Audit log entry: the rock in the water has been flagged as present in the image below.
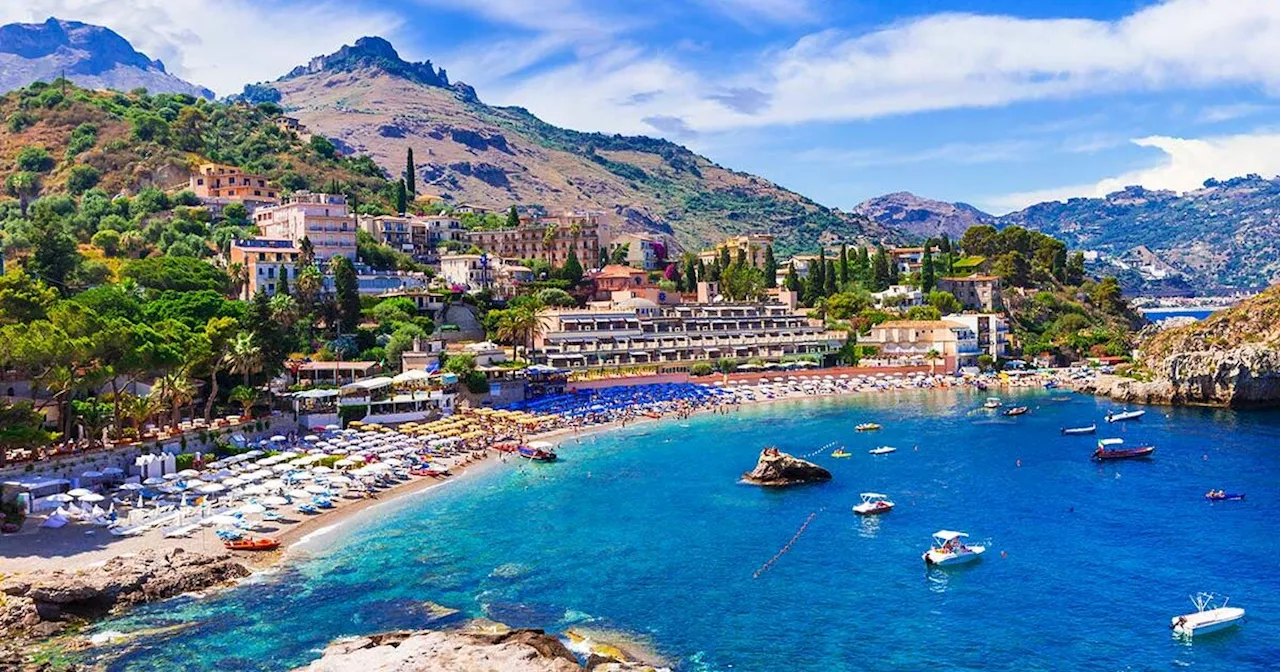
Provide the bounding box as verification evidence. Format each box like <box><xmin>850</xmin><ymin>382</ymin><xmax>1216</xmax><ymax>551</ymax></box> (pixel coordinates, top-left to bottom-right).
<box><xmin>293</xmin><ymin>627</ymin><xmax>583</xmax><ymax>672</ymax></box>
<box><xmin>741</xmin><ymin>448</ymin><xmax>831</xmax><ymax>486</ymax></box>
<box><xmin>0</xmin><ymin>548</ymin><xmax>249</xmax><ymax>639</ymax></box>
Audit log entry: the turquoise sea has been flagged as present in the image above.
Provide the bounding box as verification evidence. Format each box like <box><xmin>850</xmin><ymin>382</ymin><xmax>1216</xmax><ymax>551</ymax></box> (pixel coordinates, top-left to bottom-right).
<box><xmin>94</xmin><ymin>390</ymin><xmax>1280</xmax><ymax>671</ymax></box>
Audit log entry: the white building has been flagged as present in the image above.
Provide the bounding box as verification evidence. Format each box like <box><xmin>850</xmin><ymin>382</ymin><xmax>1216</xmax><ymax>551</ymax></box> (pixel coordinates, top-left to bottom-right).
<box><xmin>871</xmin><ymin>284</ymin><xmax>924</xmax><ymax>308</ymax></box>
<box><xmin>943</xmin><ymin>313</ymin><xmax>1010</xmax><ymax>359</ymax></box>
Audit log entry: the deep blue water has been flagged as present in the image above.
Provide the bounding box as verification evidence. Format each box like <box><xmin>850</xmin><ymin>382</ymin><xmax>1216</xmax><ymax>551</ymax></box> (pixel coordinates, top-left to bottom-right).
<box><xmin>95</xmin><ymin>390</ymin><xmax>1280</xmax><ymax>671</ymax></box>
<box><xmin>1142</xmin><ymin>309</ymin><xmax>1214</xmax><ymax>322</ymax></box>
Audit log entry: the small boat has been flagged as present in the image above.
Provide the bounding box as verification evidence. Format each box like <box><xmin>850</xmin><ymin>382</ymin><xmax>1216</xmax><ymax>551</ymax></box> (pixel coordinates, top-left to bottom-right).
<box><xmin>1044</xmin><ymin>381</ymin><xmax>1058</xmax><ymax>389</ymax></box>
<box><xmin>1204</xmin><ymin>490</ymin><xmax>1246</xmax><ymax>502</ymax></box>
<box><xmin>852</xmin><ymin>492</ymin><xmax>894</xmax><ymax>515</ymax></box>
<box><xmin>922</xmin><ymin>530</ymin><xmax>986</xmax><ymax>566</ymax></box>
<box><xmin>518</xmin><ymin>441</ymin><xmax>558</xmax><ymax>462</ymax></box>
<box><xmin>831</xmin><ymin>449</ymin><xmax>851</xmax><ymax>458</ymax></box>
<box><xmin>868</xmin><ymin>446</ymin><xmax>897</xmax><ymax>455</ymax></box>
<box><xmin>1003</xmin><ymin>406</ymin><xmax>1029</xmax><ymax>417</ymax></box>
<box><xmin>1092</xmin><ymin>438</ymin><xmax>1154</xmax><ymax>461</ymax></box>
<box><xmin>411</xmin><ymin>468</ymin><xmax>451</xmax><ymax>478</ymax></box>
<box><xmin>855</xmin><ymin>423</ymin><xmax>882</xmax><ymax>432</ymax></box>
<box><xmin>1106</xmin><ymin>409</ymin><xmax>1146</xmax><ymax>423</ymax></box>
<box><xmin>1171</xmin><ymin>593</ymin><xmax>1245</xmax><ymax>637</ymax></box>
<box><xmin>1061</xmin><ymin>424</ymin><xmax>1097</xmax><ymax>436</ymax></box>
<box><xmin>224</xmin><ymin>537</ymin><xmax>281</xmax><ymax>551</ymax></box>
<box><xmin>983</xmin><ymin>397</ymin><xmax>1002</xmax><ymax>409</ymax></box>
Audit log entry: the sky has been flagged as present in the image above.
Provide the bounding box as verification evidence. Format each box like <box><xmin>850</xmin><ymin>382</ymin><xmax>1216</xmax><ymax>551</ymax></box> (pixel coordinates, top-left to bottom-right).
<box><xmin>6</xmin><ymin>0</ymin><xmax>1280</xmax><ymax>214</ymax></box>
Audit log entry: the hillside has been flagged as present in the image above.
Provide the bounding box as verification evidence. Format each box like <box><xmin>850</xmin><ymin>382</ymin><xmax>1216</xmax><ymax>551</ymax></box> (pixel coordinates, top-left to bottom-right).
<box><xmin>246</xmin><ymin>37</ymin><xmax>893</xmax><ymax>255</ymax></box>
<box><xmin>0</xmin><ymin>18</ymin><xmax>212</xmax><ymax>100</ymax></box>
<box><xmin>853</xmin><ymin>192</ymin><xmax>993</xmax><ymax>241</ymax></box>
<box><xmin>999</xmin><ymin>178</ymin><xmax>1280</xmax><ymax>291</ymax></box>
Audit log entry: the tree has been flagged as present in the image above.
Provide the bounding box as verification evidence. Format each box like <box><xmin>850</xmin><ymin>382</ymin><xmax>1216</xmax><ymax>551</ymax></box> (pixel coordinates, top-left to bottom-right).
<box><xmin>871</xmin><ymin>245</ymin><xmax>891</xmax><ymax>291</ymax></box>
<box><xmin>784</xmin><ymin>263</ymin><xmax>802</xmax><ymax>293</ymax></box>
<box><xmin>226</xmin><ymin>331</ymin><xmax>263</xmax><ymax>387</ymax></box>
<box><xmin>228</xmin><ymin>385</ymin><xmax>257</xmax><ymax>418</ymax></box>
<box><xmin>120</xmin><ymin>257</ymin><xmax>229</xmax><ymax>293</ymax></box>
<box><xmin>561</xmin><ymin>249</ymin><xmax>584</xmax><ymax>285</ymax></box>
<box><xmin>535</xmin><ymin>288</ymin><xmax>576</xmax><ymax>307</ymax></box>
<box><xmin>718</xmin><ymin>246</ymin><xmax>731</xmax><ymax>269</ymax></box>
<box><xmin>806</xmin><ymin>250</ymin><xmax>826</xmax><ymax>304</ymax></box>
<box><xmin>496</xmin><ymin>302</ymin><xmax>547</xmax><ymax>361</ymax></box>
<box><xmin>0</xmin><ymin>399</ymin><xmax>57</xmax><ymax>464</ymax></box>
<box><xmin>405</xmin><ymin>148</ymin><xmax>416</xmax><ymax>197</ymax></box>
<box><xmin>1066</xmin><ymin>252</ymin><xmax>1086</xmax><ymax>286</ymax></box>
<box><xmin>720</xmin><ymin>264</ymin><xmax>765</xmax><ymax>301</ymax></box>
<box><xmin>70</xmin><ymin>398</ymin><xmax>112</xmax><ymax>449</ymax></box>
<box><xmin>199</xmin><ymin>317</ymin><xmax>238</xmax><ymax>422</ymax></box>
<box><xmin>907</xmin><ymin>305</ymin><xmax>942</xmax><ymax>321</ymax></box>
<box><xmin>331</xmin><ymin>256</ymin><xmax>361</xmax><ymax>332</ymax></box>
<box><xmin>838</xmin><ymin>244</ymin><xmax>850</xmax><ymax>285</ymax></box>
<box><xmin>16</xmin><ymin>146</ymin><xmax>53</xmax><ymax>172</ymax></box>
<box><xmin>394</xmin><ymin>178</ymin><xmax>408</xmax><ymax>215</ymax></box>
<box><xmin>684</xmin><ymin>256</ymin><xmax>698</xmax><ymax>292</ymax></box>
<box><xmin>66</xmin><ymin>165</ymin><xmax>101</xmax><ymax>194</ymax></box>
<box><xmin>823</xmin><ymin>259</ymin><xmax>837</xmax><ymax>297</ymax></box>
<box><xmin>156</xmin><ymin>372</ymin><xmax>196</xmax><ymax>429</ymax></box>
<box><xmin>925</xmin><ymin>348</ymin><xmax>941</xmax><ymax>374</ymax></box>
<box><xmin>0</xmin><ymin>268</ymin><xmax>57</xmax><ymax>325</ymax></box>
<box><xmin>295</xmin><ymin>264</ymin><xmax>322</xmax><ymax>314</ymax></box>
<box><xmin>506</xmin><ymin>205</ymin><xmax>519</xmax><ymax>229</ymax></box>
<box><xmin>1091</xmin><ymin>276</ymin><xmax>1124</xmax><ymax>315</ymax></box>
<box><xmin>172</xmin><ymin>107</ymin><xmax>208</xmax><ymax>151</ymax></box>
<box><xmin>838</xmin><ymin>330</ymin><xmax>859</xmax><ymax>366</ymax></box>
<box><xmin>762</xmin><ymin>245</ymin><xmax>777</xmax><ymax>288</ymax></box>
<box><xmin>921</xmin><ymin>243</ymin><xmax>936</xmax><ymax>293</ymax></box>
<box><xmin>130</xmin><ymin>114</ymin><xmax>169</xmax><ymax>143</ymax></box>
<box><xmin>5</xmin><ymin>171</ymin><xmax>40</xmax><ymax>215</ymax></box>
<box><xmin>926</xmin><ymin>290</ymin><xmax>962</xmax><ymax>315</ymax></box>
<box><xmin>993</xmin><ymin>251</ymin><xmax>1031</xmax><ymax>287</ymax></box>
<box><xmin>28</xmin><ymin>205</ymin><xmax>82</xmax><ymax>292</ymax></box>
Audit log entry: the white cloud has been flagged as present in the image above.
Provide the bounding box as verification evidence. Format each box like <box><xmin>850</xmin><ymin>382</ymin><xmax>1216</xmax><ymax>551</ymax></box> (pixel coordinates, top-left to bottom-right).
<box><xmin>0</xmin><ymin>0</ymin><xmax>404</xmax><ymax>96</ymax></box>
<box><xmin>1197</xmin><ymin>103</ymin><xmax>1273</xmax><ymax>124</ymax></box>
<box><xmin>697</xmin><ymin>0</ymin><xmax>818</xmax><ymax>25</ymax></box>
<box><xmin>797</xmin><ymin>140</ymin><xmax>1038</xmax><ymax>169</ymax></box>
<box><xmin>985</xmin><ymin>131</ymin><xmax>1280</xmax><ymax>213</ymax></box>
<box><xmin>489</xmin><ymin>0</ymin><xmax>1280</xmax><ymax>135</ymax></box>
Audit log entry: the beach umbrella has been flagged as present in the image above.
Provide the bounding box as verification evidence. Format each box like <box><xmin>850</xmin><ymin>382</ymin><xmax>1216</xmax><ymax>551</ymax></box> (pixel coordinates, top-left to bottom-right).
<box><xmin>304</xmin><ymin>435</ymin><xmax>320</xmax><ymax>442</ymax></box>
<box><xmin>312</xmin><ymin>466</ymin><xmax>333</xmax><ymax>474</ymax></box>
<box><xmin>222</xmin><ymin>477</ymin><xmax>246</xmax><ymax>488</ymax></box>
<box><xmin>82</xmin><ymin>470</ymin><xmax>104</xmax><ymax>479</ymax></box>
<box><xmin>47</xmin><ymin>493</ymin><xmax>75</xmax><ymax>503</ymax></box>
<box><xmin>198</xmin><ymin>483</ymin><xmax>226</xmax><ymax>495</ymax></box>
<box><xmin>334</xmin><ymin>459</ymin><xmax>354</xmax><ymax>467</ymax></box>
<box><xmin>324</xmin><ymin>424</ymin><xmax>340</xmax><ymax>431</ymax></box>
<box><xmin>271</xmin><ymin>435</ymin><xmax>287</xmax><ymax>442</ymax></box>
<box><xmin>239</xmin><ymin>503</ymin><xmax>266</xmax><ymax>515</ymax></box>
<box><xmin>118</xmin><ymin>483</ymin><xmax>144</xmax><ymax>492</ymax></box>
<box><xmin>289</xmin><ymin>471</ymin><xmax>314</xmax><ymax>481</ymax></box>
<box><xmin>206</xmin><ymin>515</ymin><xmax>240</xmax><ymax>527</ymax></box>
<box><xmin>262</xmin><ymin>496</ymin><xmax>289</xmax><ymax>507</ymax></box>
<box><xmin>304</xmin><ymin>484</ymin><xmax>329</xmax><ymax>495</ymax></box>
<box><xmin>103</xmin><ymin>467</ymin><xmax>124</xmax><ymax>476</ymax></box>
<box><xmin>178</xmin><ymin>469</ymin><xmax>200</xmax><ymax>478</ymax></box>
<box><xmin>163</xmin><ymin>473</ymin><xmax>182</xmax><ymax>481</ymax></box>
<box><xmin>242</xmin><ymin>485</ymin><xmax>269</xmax><ymax>496</ymax></box>
<box><xmin>67</xmin><ymin>488</ymin><xmax>93</xmax><ymax>498</ymax></box>
<box><xmin>262</xmin><ymin>479</ymin><xmax>285</xmax><ymax>490</ymax></box>
<box><xmin>78</xmin><ymin>493</ymin><xmax>105</xmax><ymax>503</ymax></box>
<box><xmin>143</xmin><ymin>477</ymin><xmax>166</xmax><ymax>486</ymax></box>
<box><xmin>288</xmin><ymin>489</ymin><xmax>311</xmax><ymax>500</ymax></box>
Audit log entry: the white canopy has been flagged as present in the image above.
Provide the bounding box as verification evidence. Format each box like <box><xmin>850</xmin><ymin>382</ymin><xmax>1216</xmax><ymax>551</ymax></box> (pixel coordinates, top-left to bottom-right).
<box><xmin>342</xmin><ymin>377</ymin><xmax>394</xmax><ymax>392</ymax></box>
<box><xmin>932</xmin><ymin>530</ymin><xmax>968</xmax><ymax>541</ymax></box>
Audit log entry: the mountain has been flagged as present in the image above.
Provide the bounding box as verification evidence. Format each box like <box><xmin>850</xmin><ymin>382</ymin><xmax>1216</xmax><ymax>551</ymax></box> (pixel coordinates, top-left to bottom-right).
<box><xmin>853</xmin><ymin>192</ymin><xmax>994</xmax><ymax>241</ymax></box>
<box><xmin>0</xmin><ymin>18</ymin><xmax>213</xmax><ymax>99</ymax></box>
<box><xmin>998</xmin><ymin>177</ymin><xmax>1280</xmax><ymax>291</ymax></box>
<box><xmin>242</xmin><ymin>37</ymin><xmax>893</xmax><ymax>255</ymax></box>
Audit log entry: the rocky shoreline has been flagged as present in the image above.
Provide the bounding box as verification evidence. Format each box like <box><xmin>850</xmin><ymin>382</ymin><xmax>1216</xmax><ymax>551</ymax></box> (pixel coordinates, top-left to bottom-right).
<box><xmin>0</xmin><ymin>548</ymin><xmax>249</xmax><ymax>667</ymax></box>
<box><xmin>293</xmin><ymin>623</ymin><xmax>668</xmax><ymax>672</ymax></box>
<box><xmin>1074</xmin><ymin>346</ymin><xmax>1280</xmax><ymax>408</ymax></box>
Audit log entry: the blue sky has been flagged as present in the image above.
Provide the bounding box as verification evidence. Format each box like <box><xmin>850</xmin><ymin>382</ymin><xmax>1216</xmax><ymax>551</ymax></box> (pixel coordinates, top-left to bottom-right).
<box><xmin>8</xmin><ymin>0</ymin><xmax>1280</xmax><ymax>213</ymax></box>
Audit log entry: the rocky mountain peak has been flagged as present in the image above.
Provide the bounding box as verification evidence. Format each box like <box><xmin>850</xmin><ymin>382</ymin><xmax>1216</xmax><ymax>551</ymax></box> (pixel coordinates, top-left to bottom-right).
<box><xmin>854</xmin><ymin>191</ymin><xmax>994</xmax><ymax>241</ymax></box>
<box><xmin>283</xmin><ymin>36</ymin><xmax>452</xmax><ymax>89</ymax></box>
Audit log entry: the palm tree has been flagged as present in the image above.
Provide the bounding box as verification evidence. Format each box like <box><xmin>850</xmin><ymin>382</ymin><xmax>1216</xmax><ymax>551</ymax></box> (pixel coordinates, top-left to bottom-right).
<box><xmin>158</xmin><ymin>373</ymin><xmax>196</xmax><ymax>429</ymax></box>
<box><xmin>122</xmin><ymin>392</ymin><xmax>160</xmax><ymax>438</ymax></box>
<box><xmin>925</xmin><ymin>349</ymin><xmax>941</xmax><ymax>374</ymax></box>
<box><xmin>294</xmin><ymin>264</ymin><xmax>323</xmax><ymax>314</ymax></box>
<box><xmin>227</xmin><ymin>262</ymin><xmax>248</xmax><ymax>299</ymax></box>
<box><xmin>226</xmin><ymin>332</ymin><xmax>263</xmax><ymax>388</ymax></box>
<box><xmin>268</xmin><ymin>293</ymin><xmax>301</xmax><ymax>329</ymax></box>
<box><xmin>228</xmin><ymin>385</ymin><xmax>257</xmax><ymax>419</ymax></box>
<box><xmin>497</xmin><ymin>303</ymin><xmax>547</xmax><ymax>362</ymax></box>
<box><xmin>71</xmin><ymin>398</ymin><xmax>113</xmax><ymax>450</ymax></box>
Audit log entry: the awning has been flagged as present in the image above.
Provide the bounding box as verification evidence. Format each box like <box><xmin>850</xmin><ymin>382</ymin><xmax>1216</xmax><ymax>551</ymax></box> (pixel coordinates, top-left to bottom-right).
<box><xmin>293</xmin><ymin>388</ymin><xmax>340</xmax><ymax>399</ymax></box>
<box><xmin>342</xmin><ymin>377</ymin><xmax>394</xmax><ymax>392</ymax></box>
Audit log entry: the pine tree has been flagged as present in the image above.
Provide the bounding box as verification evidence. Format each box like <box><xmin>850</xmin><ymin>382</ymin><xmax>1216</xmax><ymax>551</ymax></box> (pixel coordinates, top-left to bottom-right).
<box><xmin>394</xmin><ymin>179</ymin><xmax>407</xmax><ymax>215</ymax></box>
<box><xmin>762</xmin><ymin>245</ymin><xmax>777</xmax><ymax>288</ymax></box>
<box><xmin>921</xmin><ymin>243</ymin><xmax>936</xmax><ymax>294</ymax></box>
<box><xmin>824</xmin><ymin>259</ymin><xmax>837</xmax><ymax>297</ymax></box>
<box><xmin>838</xmin><ymin>244</ymin><xmax>849</xmax><ymax>285</ymax></box>
<box><xmin>405</xmin><ymin>148</ymin><xmax>415</xmax><ymax>197</ymax></box>
<box><xmin>562</xmin><ymin>249</ymin><xmax>583</xmax><ymax>285</ymax></box>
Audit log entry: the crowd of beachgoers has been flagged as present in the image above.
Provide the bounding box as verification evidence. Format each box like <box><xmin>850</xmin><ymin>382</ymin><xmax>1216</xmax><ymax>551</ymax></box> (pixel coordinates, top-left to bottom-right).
<box><xmin>3</xmin><ymin>367</ymin><xmax>1089</xmax><ymax>574</ymax></box>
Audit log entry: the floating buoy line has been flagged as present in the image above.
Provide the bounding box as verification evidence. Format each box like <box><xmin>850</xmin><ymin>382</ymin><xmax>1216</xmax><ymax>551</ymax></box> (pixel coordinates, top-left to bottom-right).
<box><xmin>753</xmin><ymin>511</ymin><xmax>818</xmax><ymax>579</ymax></box>
<box><xmin>801</xmin><ymin>442</ymin><xmax>840</xmax><ymax>459</ymax></box>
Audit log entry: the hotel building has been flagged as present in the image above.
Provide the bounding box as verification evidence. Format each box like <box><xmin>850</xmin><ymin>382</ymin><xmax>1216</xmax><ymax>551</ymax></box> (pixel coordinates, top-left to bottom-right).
<box><xmin>937</xmin><ymin>274</ymin><xmax>1003</xmax><ymax>312</ymax></box>
<box><xmin>188</xmin><ymin>163</ymin><xmax>279</xmax><ymax>207</ymax></box>
<box><xmin>861</xmin><ymin>320</ymin><xmax>980</xmax><ymax>371</ymax></box>
<box><xmin>532</xmin><ymin>302</ymin><xmax>843</xmax><ymax>370</ymax></box>
<box><xmin>943</xmin><ymin>313</ymin><xmax>1011</xmax><ymax>359</ymax></box>
<box><xmin>606</xmin><ymin>232</ymin><xmax>665</xmax><ymax>270</ymax></box>
<box><xmin>464</xmin><ymin>212</ymin><xmax>600</xmax><ymax>268</ymax></box>
<box><xmin>253</xmin><ymin>192</ymin><xmax>356</xmax><ymax>262</ymax></box>
<box><xmin>697</xmin><ymin>234</ymin><xmax>775</xmax><ymax>268</ymax></box>
<box><xmin>357</xmin><ymin>214</ymin><xmax>466</xmax><ymax>262</ymax></box>
<box><xmin>228</xmin><ymin>238</ymin><xmax>299</xmax><ymax>300</ymax></box>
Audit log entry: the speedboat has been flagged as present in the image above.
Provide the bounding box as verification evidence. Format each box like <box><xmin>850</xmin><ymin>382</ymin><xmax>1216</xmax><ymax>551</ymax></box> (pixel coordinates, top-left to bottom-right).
<box><xmin>1003</xmin><ymin>406</ymin><xmax>1029</xmax><ymax>417</ymax></box>
<box><xmin>983</xmin><ymin>397</ymin><xmax>1002</xmax><ymax>409</ymax></box>
<box><xmin>1092</xmin><ymin>438</ymin><xmax>1154</xmax><ymax>461</ymax></box>
<box><xmin>1106</xmin><ymin>409</ymin><xmax>1146</xmax><ymax>423</ymax></box>
<box><xmin>1171</xmin><ymin>593</ymin><xmax>1245</xmax><ymax>637</ymax></box>
<box><xmin>224</xmin><ymin>537</ymin><xmax>281</xmax><ymax>551</ymax></box>
<box><xmin>518</xmin><ymin>441</ymin><xmax>558</xmax><ymax>462</ymax></box>
<box><xmin>1061</xmin><ymin>424</ymin><xmax>1097</xmax><ymax>436</ymax></box>
<box><xmin>831</xmin><ymin>449</ymin><xmax>851</xmax><ymax>458</ymax></box>
<box><xmin>852</xmin><ymin>492</ymin><xmax>894</xmax><ymax>515</ymax></box>
<box><xmin>1204</xmin><ymin>490</ymin><xmax>1245</xmax><ymax>502</ymax></box>
<box><xmin>868</xmin><ymin>446</ymin><xmax>897</xmax><ymax>455</ymax></box>
<box><xmin>855</xmin><ymin>423</ymin><xmax>882</xmax><ymax>432</ymax></box>
<box><xmin>922</xmin><ymin>530</ymin><xmax>986</xmax><ymax>566</ymax></box>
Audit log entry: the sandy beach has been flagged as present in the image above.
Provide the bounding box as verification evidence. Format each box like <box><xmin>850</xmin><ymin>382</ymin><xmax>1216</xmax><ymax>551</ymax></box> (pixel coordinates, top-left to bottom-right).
<box><xmin>0</xmin><ymin>369</ymin><xmax>1072</xmax><ymax>578</ymax></box>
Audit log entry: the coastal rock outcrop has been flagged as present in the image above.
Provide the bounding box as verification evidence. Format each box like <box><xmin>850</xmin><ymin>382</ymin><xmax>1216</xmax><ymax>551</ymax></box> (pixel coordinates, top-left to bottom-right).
<box><xmin>741</xmin><ymin>449</ymin><xmax>831</xmax><ymax>487</ymax></box>
<box><xmin>0</xmin><ymin>548</ymin><xmax>249</xmax><ymax>637</ymax></box>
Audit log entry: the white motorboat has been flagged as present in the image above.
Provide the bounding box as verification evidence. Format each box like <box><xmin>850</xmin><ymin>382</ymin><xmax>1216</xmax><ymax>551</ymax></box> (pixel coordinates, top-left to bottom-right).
<box><xmin>983</xmin><ymin>397</ymin><xmax>1002</xmax><ymax>409</ymax></box>
<box><xmin>1171</xmin><ymin>593</ymin><xmax>1245</xmax><ymax>637</ymax></box>
<box><xmin>868</xmin><ymin>446</ymin><xmax>897</xmax><ymax>455</ymax></box>
<box><xmin>1106</xmin><ymin>409</ymin><xmax>1146</xmax><ymax>423</ymax></box>
<box><xmin>1061</xmin><ymin>424</ymin><xmax>1097</xmax><ymax>436</ymax></box>
<box><xmin>922</xmin><ymin>530</ymin><xmax>986</xmax><ymax>566</ymax></box>
<box><xmin>852</xmin><ymin>492</ymin><xmax>894</xmax><ymax>515</ymax></box>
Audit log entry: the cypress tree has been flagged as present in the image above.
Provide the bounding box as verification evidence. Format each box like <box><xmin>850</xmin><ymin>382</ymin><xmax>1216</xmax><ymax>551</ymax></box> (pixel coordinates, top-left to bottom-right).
<box><xmin>807</xmin><ymin>250</ymin><xmax>826</xmax><ymax>304</ymax></box>
<box><xmin>506</xmin><ymin>205</ymin><xmax>519</xmax><ymax>229</ymax></box>
<box><xmin>719</xmin><ymin>246</ymin><xmax>731</xmax><ymax>269</ymax></box>
<box><xmin>785</xmin><ymin>263</ymin><xmax>802</xmax><ymax>293</ymax></box>
<box><xmin>696</xmin><ymin>258</ymin><xmax>707</xmax><ymax>283</ymax></box>
<box><xmin>762</xmin><ymin>245</ymin><xmax>777</xmax><ymax>288</ymax></box>
<box><xmin>276</xmin><ymin>269</ymin><xmax>290</xmax><ymax>296</ymax></box>
<box><xmin>709</xmin><ymin>259</ymin><xmax>722</xmax><ymax>282</ymax></box>
<box><xmin>838</xmin><ymin>243</ymin><xmax>849</xmax><ymax>285</ymax></box>
<box><xmin>562</xmin><ymin>249</ymin><xmax>583</xmax><ymax>285</ymax></box>
<box><xmin>734</xmin><ymin>247</ymin><xmax>747</xmax><ymax>269</ymax></box>
<box><xmin>684</xmin><ymin>256</ymin><xmax>698</xmax><ymax>291</ymax></box>
<box><xmin>824</xmin><ymin>259</ymin><xmax>837</xmax><ymax>297</ymax></box>
<box><xmin>332</xmin><ymin>256</ymin><xmax>361</xmax><ymax>334</ymax></box>
<box><xmin>872</xmin><ymin>245</ymin><xmax>891</xmax><ymax>291</ymax></box>
<box><xmin>405</xmin><ymin>148</ymin><xmax>415</xmax><ymax>197</ymax></box>
<box><xmin>888</xmin><ymin>252</ymin><xmax>901</xmax><ymax>285</ymax></box>
<box><xmin>394</xmin><ymin>178</ymin><xmax>407</xmax><ymax>215</ymax></box>
<box><xmin>921</xmin><ymin>244</ymin><xmax>936</xmax><ymax>294</ymax></box>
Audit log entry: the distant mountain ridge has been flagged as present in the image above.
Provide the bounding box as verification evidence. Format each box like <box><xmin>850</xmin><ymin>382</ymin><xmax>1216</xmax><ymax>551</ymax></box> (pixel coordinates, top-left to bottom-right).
<box><xmin>853</xmin><ymin>192</ymin><xmax>994</xmax><ymax>240</ymax></box>
<box><xmin>0</xmin><ymin>17</ymin><xmax>213</xmax><ymax>99</ymax></box>
<box><xmin>233</xmin><ymin>36</ymin><xmax>893</xmax><ymax>255</ymax></box>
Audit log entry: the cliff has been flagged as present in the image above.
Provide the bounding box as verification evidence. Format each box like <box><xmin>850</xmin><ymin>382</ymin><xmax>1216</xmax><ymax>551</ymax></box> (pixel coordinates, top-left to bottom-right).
<box><xmin>1079</xmin><ymin>286</ymin><xmax>1280</xmax><ymax>407</ymax></box>
<box><xmin>741</xmin><ymin>448</ymin><xmax>831</xmax><ymax>486</ymax></box>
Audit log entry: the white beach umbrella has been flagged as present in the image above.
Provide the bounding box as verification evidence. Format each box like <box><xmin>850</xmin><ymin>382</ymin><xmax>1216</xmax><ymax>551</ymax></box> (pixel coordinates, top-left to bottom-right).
<box><xmin>312</xmin><ymin>466</ymin><xmax>333</xmax><ymax>474</ymax></box>
<box><xmin>289</xmin><ymin>471</ymin><xmax>314</xmax><ymax>481</ymax></box>
<box><xmin>47</xmin><ymin>493</ymin><xmax>75</xmax><ymax>503</ymax></box>
<box><xmin>142</xmin><ymin>477</ymin><xmax>166</xmax><ymax>486</ymax></box>
<box><xmin>288</xmin><ymin>489</ymin><xmax>311</xmax><ymax>500</ymax></box>
<box><xmin>67</xmin><ymin>488</ymin><xmax>93</xmax><ymax>498</ymax></box>
<box><xmin>178</xmin><ymin>469</ymin><xmax>200</xmax><ymax>478</ymax></box>
<box><xmin>262</xmin><ymin>496</ymin><xmax>289</xmax><ymax>507</ymax></box>
<box><xmin>198</xmin><ymin>483</ymin><xmax>226</xmax><ymax>495</ymax></box>
<box><xmin>304</xmin><ymin>484</ymin><xmax>329</xmax><ymax>495</ymax></box>
<box><xmin>334</xmin><ymin>459</ymin><xmax>354</xmax><ymax>468</ymax></box>
<box><xmin>304</xmin><ymin>435</ymin><xmax>320</xmax><ymax>442</ymax></box>
<box><xmin>271</xmin><ymin>435</ymin><xmax>287</xmax><ymax>442</ymax></box>
<box><xmin>222</xmin><ymin>477</ymin><xmax>246</xmax><ymax>488</ymax></box>
<box><xmin>82</xmin><ymin>470</ymin><xmax>104</xmax><ymax>479</ymax></box>
<box><xmin>242</xmin><ymin>485</ymin><xmax>269</xmax><ymax>496</ymax></box>
<box><xmin>262</xmin><ymin>479</ymin><xmax>285</xmax><ymax>490</ymax></box>
<box><xmin>118</xmin><ymin>483</ymin><xmax>144</xmax><ymax>492</ymax></box>
<box><xmin>239</xmin><ymin>503</ymin><xmax>267</xmax><ymax>515</ymax></box>
<box><xmin>78</xmin><ymin>493</ymin><xmax>105</xmax><ymax>503</ymax></box>
<box><xmin>206</xmin><ymin>515</ymin><xmax>240</xmax><ymax>527</ymax></box>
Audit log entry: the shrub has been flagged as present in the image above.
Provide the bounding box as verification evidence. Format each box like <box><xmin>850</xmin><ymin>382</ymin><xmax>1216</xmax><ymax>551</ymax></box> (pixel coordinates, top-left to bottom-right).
<box><xmin>65</xmin><ymin>165</ymin><xmax>101</xmax><ymax>194</ymax></box>
<box><xmin>15</xmin><ymin>146</ymin><xmax>53</xmax><ymax>172</ymax></box>
<box><xmin>6</xmin><ymin>111</ymin><xmax>35</xmax><ymax>133</ymax></box>
<box><xmin>66</xmin><ymin>123</ymin><xmax>98</xmax><ymax>157</ymax></box>
<box><xmin>91</xmin><ymin>229</ymin><xmax>121</xmax><ymax>256</ymax></box>
<box><xmin>691</xmin><ymin>362</ymin><xmax>714</xmax><ymax>376</ymax></box>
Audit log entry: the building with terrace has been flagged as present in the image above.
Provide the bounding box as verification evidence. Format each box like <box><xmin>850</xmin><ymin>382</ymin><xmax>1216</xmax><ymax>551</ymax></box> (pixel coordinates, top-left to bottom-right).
<box><xmin>357</xmin><ymin>214</ymin><xmax>465</xmax><ymax>262</ymax></box>
<box><xmin>228</xmin><ymin>238</ymin><xmax>299</xmax><ymax>300</ymax></box>
<box><xmin>464</xmin><ymin>212</ymin><xmax>599</xmax><ymax>268</ymax></box>
<box><xmin>253</xmin><ymin>192</ymin><xmax>356</xmax><ymax>262</ymax></box>
<box><xmin>937</xmin><ymin>274</ymin><xmax>1003</xmax><ymax>311</ymax></box>
<box><xmin>188</xmin><ymin>163</ymin><xmax>279</xmax><ymax>207</ymax></box>
<box><xmin>532</xmin><ymin>302</ymin><xmax>842</xmax><ymax>371</ymax></box>
<box><xmin>861</xmin><ymin>320</ymin><xmax>980</xmax><ymax>371</ymax></box>
<box><xmin>697</xmin><ymin>234</ymin><xmax>775</xmax><ymax>267</ymax></box>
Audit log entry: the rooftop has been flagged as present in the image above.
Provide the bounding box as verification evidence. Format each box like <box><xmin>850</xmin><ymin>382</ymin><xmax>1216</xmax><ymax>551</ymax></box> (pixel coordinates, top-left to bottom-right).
<box><xmin>594</xmin><ymin>264</ymin><xmax>646</xmax><ymax>279</ymax></box>
<box><xmin>874</xmin><ymin>320</ymin><xmax>970</xmax><ymax>329</ymax></box>
<box><xmin>941</xmin><ymin>274</ymin><xmax>1000</xmax><ymax>282</ymax></box>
